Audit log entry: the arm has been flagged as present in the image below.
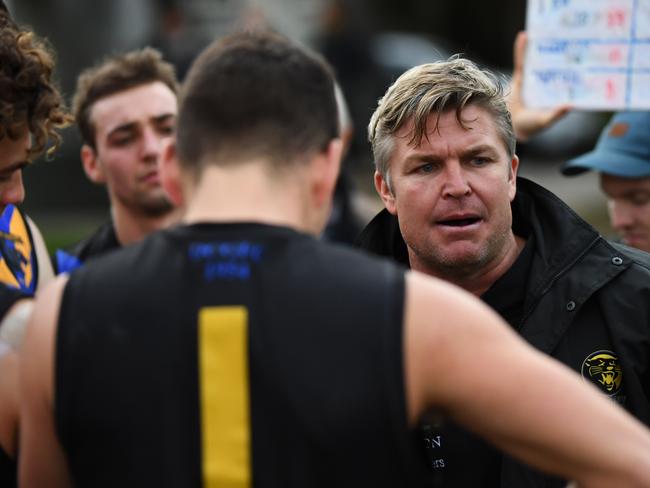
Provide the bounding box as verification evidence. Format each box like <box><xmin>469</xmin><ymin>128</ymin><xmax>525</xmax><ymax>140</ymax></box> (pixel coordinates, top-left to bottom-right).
<box><xmin>404</xmin><ymin>271</ymin><xmax>650</xmax><ymax>487</ymax></box>
<box><xmin>19</xmin><ymin>275</ymin><xmax>72</xmax><ymax>488</ymax></box>
<box><xmin>507</xmin><ymin>31</ymin><xmax>571</xmax><ymax>141</ymax></box>
<box><xmin>0</xmin><ymin>291</ymin><xmax>32</xmax><ymax>349</ymax></box>
<box><xmin>0</xmin><ymin>343</ymin><xmax>18</xmax><ymax>459</ymax></box>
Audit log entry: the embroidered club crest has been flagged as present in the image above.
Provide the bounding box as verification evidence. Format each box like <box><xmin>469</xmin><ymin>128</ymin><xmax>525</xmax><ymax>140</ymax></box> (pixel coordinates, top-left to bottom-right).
<box><xmin>581</xmin><ymin>350</ymin><xmax>623</xmax><ymax>396</ymax></box>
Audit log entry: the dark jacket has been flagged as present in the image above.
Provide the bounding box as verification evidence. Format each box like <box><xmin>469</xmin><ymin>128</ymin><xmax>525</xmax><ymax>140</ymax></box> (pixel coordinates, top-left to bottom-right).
<box><xmin>356</xmin><ymin>177</ymin><xmax>650</xmax><ymax>487</ymax></box>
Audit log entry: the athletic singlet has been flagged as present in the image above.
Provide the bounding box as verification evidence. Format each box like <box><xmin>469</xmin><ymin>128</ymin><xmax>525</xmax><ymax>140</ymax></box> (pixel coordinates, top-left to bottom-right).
<box><xmin>0</xmin><ymin>444</ymin><xmax>15</xmax><ymax>487</ymax></box>
<box><xmin>0</xmin><ymin>204</ymin><xmax>37</xmax><ymax>294</ymax></box>
<box><xmin>0</xmin><ymin>341</ymin><xmax>16</xmax><ymax>487</ymax></box>
<box><xmin>56</xmin><ymin>223</ymin><xmax>430</xmax><ymax>488</ymax></box>
<box><xmin>0</xmin><ymin>340</ymin><xmax>15</xmax><ymax>488</ymax></box>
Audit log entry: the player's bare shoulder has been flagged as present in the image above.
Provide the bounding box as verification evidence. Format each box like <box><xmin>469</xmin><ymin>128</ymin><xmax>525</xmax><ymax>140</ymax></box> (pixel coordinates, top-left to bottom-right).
<box><xmin>402</xmin><ymin>270</ymin><xmax>520</xmax><ymax>421</ymax></box>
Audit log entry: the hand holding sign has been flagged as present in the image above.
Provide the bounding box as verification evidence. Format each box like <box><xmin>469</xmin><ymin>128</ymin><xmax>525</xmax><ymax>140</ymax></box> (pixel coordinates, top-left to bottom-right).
<box><xmin>508</xmin><ymin>31</ymin><xmax>572</xmax><ymax>140</ymax></box>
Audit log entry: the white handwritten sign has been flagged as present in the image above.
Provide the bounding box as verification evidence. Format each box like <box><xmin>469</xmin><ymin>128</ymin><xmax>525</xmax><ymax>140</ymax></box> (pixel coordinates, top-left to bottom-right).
<box><xmin>524</xmin><ymin>0</ymin><xmax>650</xmax><ymax>109</ymax></box>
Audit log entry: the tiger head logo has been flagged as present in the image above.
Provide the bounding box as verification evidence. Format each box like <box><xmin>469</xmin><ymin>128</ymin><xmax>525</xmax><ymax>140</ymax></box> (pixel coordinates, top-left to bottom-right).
<box><xmin>581</xmin><ymin>351</ymin><xmax>623</xmax><ymax>396</ymax></box>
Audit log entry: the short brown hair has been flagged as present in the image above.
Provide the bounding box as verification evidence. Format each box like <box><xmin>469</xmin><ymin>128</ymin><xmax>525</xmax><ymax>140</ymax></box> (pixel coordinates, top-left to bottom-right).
<box><xmin>0</xmin><ymin>11</ymin><xmax>71</xmax><ymax>158</ymax></box>
<box><xmin>369</xmin><ymin>57</ymin><xmax>515</xmax><ymax>185</ymax></box>
<box><xmin>72</xmin><ymin>47</ymin><xmax>179</xmax><ymax>149</ymax></box>
<box><xmin>177</xmin><ymin>31</ymin><xmax>338</xmax><ymax>173</ymax></box>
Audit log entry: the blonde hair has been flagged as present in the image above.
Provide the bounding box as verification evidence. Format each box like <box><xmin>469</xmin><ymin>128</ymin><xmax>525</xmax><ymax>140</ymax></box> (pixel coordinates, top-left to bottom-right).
<box><xmin>368</xmin><ymin>57</ymin><xmax>515</xmax><ymax>185</ymax></box>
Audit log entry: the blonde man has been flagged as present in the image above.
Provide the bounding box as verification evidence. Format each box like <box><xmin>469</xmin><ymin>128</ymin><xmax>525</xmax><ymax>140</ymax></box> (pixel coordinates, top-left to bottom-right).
<box><xmin>357</xmin><ymin>56</ymin><xmax>650</xmax><ymax>487</ymax></box>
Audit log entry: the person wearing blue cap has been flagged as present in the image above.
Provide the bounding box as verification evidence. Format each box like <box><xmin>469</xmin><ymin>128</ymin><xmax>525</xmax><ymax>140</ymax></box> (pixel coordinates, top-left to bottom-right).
<box><xmin>562</xmin><ymin>111</ymin><xmax>650</xmax><ymax>253</ymax></box>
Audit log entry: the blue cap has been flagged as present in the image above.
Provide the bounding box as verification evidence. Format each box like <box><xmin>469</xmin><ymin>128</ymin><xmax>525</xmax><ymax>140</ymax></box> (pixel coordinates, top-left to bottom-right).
<box><xmin>562</xmin><ymin>111</ymin><xmax>650</xmax><ymax>177</ymax></box>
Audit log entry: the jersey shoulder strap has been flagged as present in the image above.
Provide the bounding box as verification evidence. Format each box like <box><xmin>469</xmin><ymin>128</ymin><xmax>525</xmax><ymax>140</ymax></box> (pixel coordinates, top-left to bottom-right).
<box><xmin>54</xmin><ymin>249</ymin><xmax>83</xmax><ymax>274</ymax></box>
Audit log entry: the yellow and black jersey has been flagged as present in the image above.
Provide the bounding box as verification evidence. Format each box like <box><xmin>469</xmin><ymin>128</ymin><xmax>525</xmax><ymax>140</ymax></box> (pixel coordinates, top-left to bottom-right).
<box><xmin>0</xmin><ymin>444</ymin><xmax>15</xmax><ymax>488</ymax></box>
<box><xmin>0</xmin><ymin>204</ymin><xmax>37</xmax><ymax>294</ymax></box>
<box><xmin>56</xmin><ymin>223</ymin><xmax>430</xmax><ymax>488</ymax></box>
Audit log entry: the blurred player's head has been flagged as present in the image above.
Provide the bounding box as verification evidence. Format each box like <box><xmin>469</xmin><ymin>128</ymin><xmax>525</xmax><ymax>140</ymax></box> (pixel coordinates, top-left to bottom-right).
<box><xmin>170</xmin><ymin>31</ymin><xmax>342</xmax><ymax>233</ymax></box>
<box><xmin>0</xmin><ymin>8</ymin><xmax>70</xmax><ymax>212</ymax></box>
<box><xmin>176</xmin><ymin>31</ymin><xmax>339</xmax><ymax>176</ymax></box>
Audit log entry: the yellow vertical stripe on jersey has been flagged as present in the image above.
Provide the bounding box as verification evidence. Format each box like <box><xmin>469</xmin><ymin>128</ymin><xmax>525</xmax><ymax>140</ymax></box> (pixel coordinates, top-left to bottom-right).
<box><xmin>199</xmin><ymin>307</ymin><xmax>251</xmax><ymax>488</ymax></box>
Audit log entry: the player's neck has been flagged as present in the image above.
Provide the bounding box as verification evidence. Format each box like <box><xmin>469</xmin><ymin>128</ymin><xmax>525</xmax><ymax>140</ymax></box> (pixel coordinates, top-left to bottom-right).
<box><xmin>111</xmin><ymin>204</ymin><xmax>181</xmax><ymax>247</ymax></box>
<box><xmin>182</xmin><ymin>162</ymin><xmax>317</xmax><ymax>234</ymax></box>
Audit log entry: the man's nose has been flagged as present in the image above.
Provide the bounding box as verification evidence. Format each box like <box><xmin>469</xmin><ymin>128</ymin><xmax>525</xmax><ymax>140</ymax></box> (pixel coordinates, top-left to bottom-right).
<box><xmin>441</xmin><ymin>162</ymin><xmax>471</xmax><ymax>198</ymax></box>
<box><xmin>608</xmin><ymin>199</ymin><xmax>634</xmax><ymax>230</ymax></box>
<box><xmin>1</xmin><ymin>171</ymin><xmax>25</xmax><ymax>207</ymax></box>
<box><xmin>140</xmin><ymin>127</ymin><xmax>164</xmax><ymax>159</ymax></box>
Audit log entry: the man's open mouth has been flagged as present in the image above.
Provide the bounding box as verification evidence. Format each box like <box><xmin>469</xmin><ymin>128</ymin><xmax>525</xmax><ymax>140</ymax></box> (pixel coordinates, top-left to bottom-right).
<box><xmin>437</xmin><ymin>217</ymin><xmax>481</xmax><ymax>227</ymax></box>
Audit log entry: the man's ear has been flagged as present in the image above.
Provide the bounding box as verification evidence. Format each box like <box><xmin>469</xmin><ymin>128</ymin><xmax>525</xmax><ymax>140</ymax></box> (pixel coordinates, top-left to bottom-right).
<box><xmin>312</xmin><ymin>138</ymin><xmax>343</xmax><ymax>209</ymax></box>
<box><xmin>160</xmin><ymin>141</ymin><xmax>184</xmax><ymax>207</ymax></box>
<box><xmin>80</xmin><ymin>145</ymin><xmax>106</xmax><ymax>184</ymax></box>
<box><xmin>374</xmin><ymin>170</ymin><xmax>397</xmax><ymax>215</ymax></box>
<box><xmin>508</xmin><ymin>154</ymin><xmax>519</xmax><ymax>202</ymax></box>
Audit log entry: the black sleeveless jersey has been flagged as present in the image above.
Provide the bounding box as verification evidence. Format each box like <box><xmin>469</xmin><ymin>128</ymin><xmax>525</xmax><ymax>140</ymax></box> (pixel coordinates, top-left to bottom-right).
<box><xmin>55</xmin><ymin>223</ymin><xmax>430</xmax><ymax>487</ymax></box>
<box><xmin>0</xmin><ymin>444</ymin><xmax>15</xmax><ymax>487</ymax></box>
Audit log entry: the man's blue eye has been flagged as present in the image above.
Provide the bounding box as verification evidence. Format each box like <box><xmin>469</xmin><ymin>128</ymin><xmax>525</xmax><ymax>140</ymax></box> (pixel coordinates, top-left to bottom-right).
<box><xmin>472</xmin><ymin>157</ymin><xmax>489</xmax><ymax>166</ymax></box>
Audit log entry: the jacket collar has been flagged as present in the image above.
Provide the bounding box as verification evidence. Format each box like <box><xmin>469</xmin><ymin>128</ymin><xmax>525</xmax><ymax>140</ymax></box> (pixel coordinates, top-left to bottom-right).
<box><xmin>513</xmin><ymin>177</ymin><xmax>601</xmax><ymax>276</ymax></box>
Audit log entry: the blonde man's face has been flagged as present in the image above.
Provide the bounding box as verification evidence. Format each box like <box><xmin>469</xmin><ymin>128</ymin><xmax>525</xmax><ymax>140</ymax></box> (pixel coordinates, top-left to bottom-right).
<box><xmin>375</xmin><ymin>105</ymin><xmax>519</xmax><ymax>276</ymax></box>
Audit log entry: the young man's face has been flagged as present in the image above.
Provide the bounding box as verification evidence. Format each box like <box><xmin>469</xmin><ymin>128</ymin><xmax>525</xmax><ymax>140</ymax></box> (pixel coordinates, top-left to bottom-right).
<box><xmin>0</xmin><ymin>129</ymin><xmax>30</xmax><ymax>214</ymax></box>
<box><xmin>88</xmin><ymin>81</ymin><xmax>177</xmax><ymax>217</ymax></box>
<box><xmin>600</xmin><ymin>173</ymin><xmax>650</xmax><ymax>253</ymax></box>
<box><xmin>375</xmin><ymin>105</ymin><xmax>519</xmax><ymax>277</ymax></box>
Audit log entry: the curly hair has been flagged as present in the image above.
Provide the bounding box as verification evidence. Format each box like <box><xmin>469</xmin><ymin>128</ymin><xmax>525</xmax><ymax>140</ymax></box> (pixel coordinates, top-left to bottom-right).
<box><xmin>0</xmin><ymin>10</ymin><xmax>71</xmax><ymax>159</ymax></box>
